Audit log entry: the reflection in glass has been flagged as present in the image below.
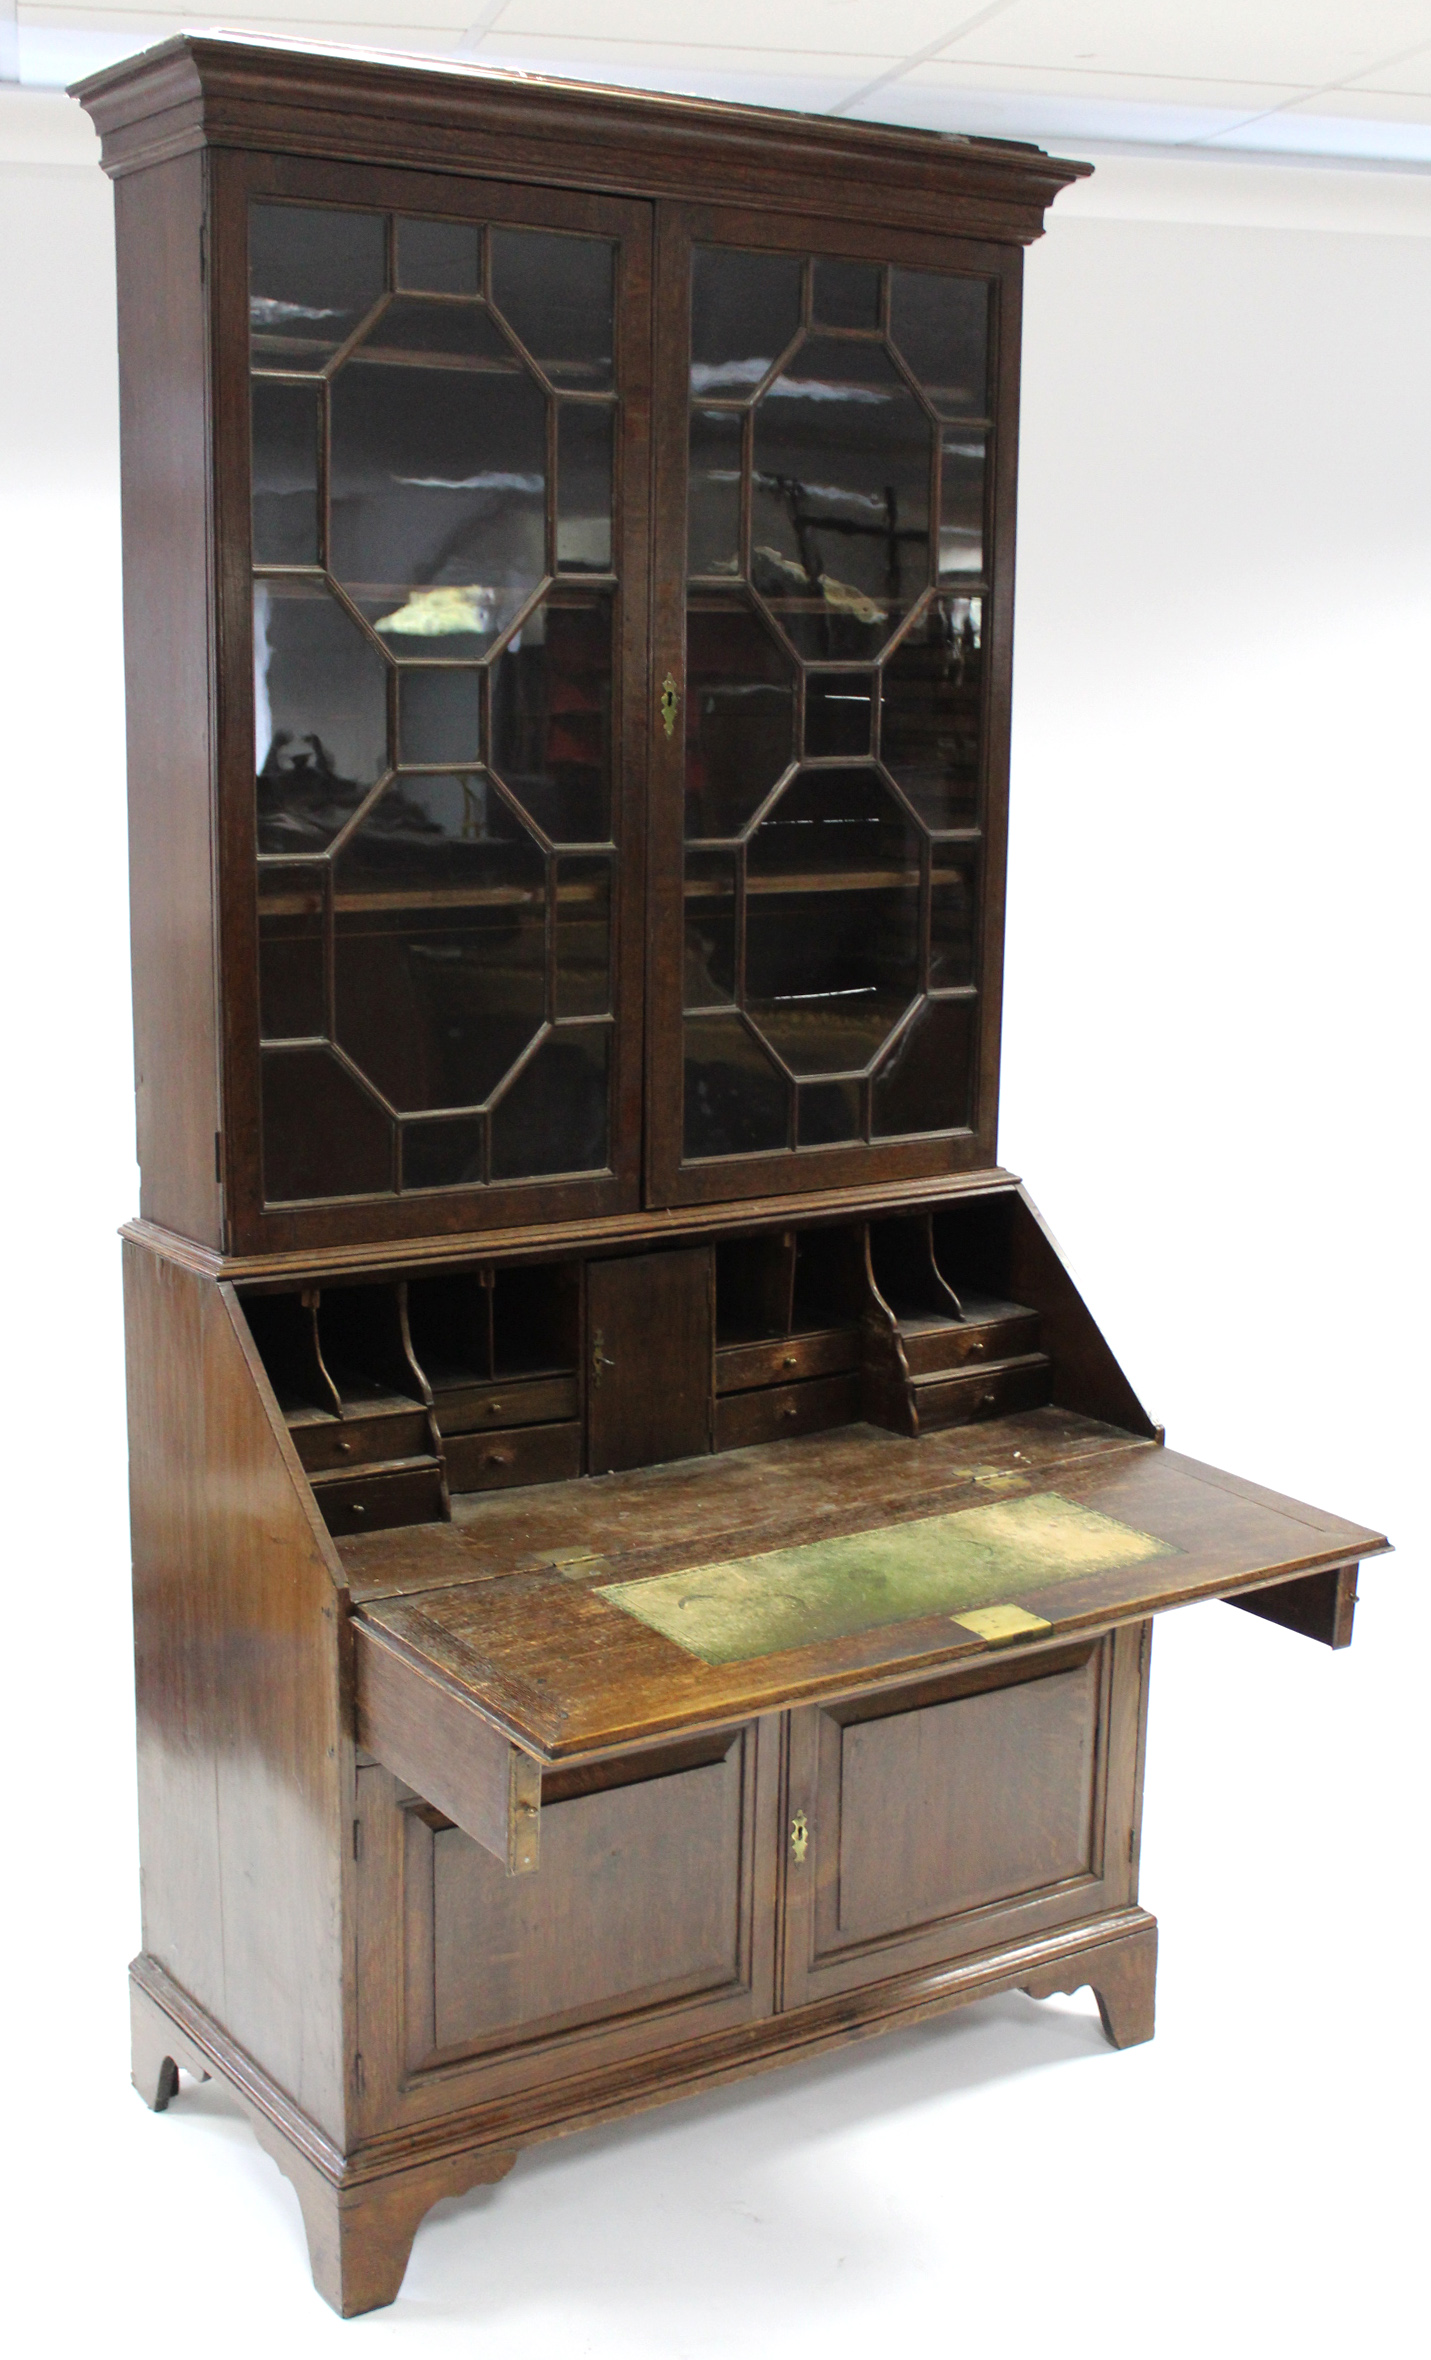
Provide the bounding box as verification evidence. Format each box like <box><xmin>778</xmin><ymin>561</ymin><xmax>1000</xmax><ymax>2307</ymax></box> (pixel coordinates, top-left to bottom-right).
<box><xmin>685</xmin><ymin>595</ymin><xmax>795</xmax><ymax>838</ymax></box>
<box><xmin>402</xmin><ymin>1112</ymin><xmax>485</xmax><ymax>1189</ymax></box>
<box><xmin>889</xmin><ymin>269</ymin><xmax>989</xmax><ymax>418</ymax></box>
<box><xmin>333</xmin><ymin>774</ymin><xmax>547</xmax><ymax>1112</ymax></box>
<box><xmin>399</xmin><ymin>667</ymin><xmax>482</xmax><ymax>766</ymax></box>
<box><xmin>684</xmin><ymin>850</ymin><xmax>736</xmax><ymax>1009</ymax></box>
<box><xmin>555</xmin><ymin>856</ymin><xmax>612</xmax><ymax>1016</ymax></box>
<box><xmin>798</xmin><ymin>1078</ymin><xmax>861</xmax><ymax>1145</ymax></box>
<box><xmin>250</xmin><ymin>204</ymin><xmax>385</xmax><ymax>371</ymax></box>
<box><xmin>251</xmin><ymin>379</ymin><xmax>319</xmax><ymax>566</ymax></box>
<box><xmin>491</xmin><ymin>593</ymin><xmax>613</xmax><ymax>843</ymax></box>
<box><xmin>881</xmin><ymin>595</ymin><xmax>983</xmax><ymax>831</ymax></box>
<box><xmin>259</xmin><ymin>863</ymin><xmax>327</xmax><ymax>1040</ymax></box>
<box><xmin>813</xmin><ymin>258</ymin><xmax>881</xmax><ymax>331</ymax></box>
<box><xmin>262</xmin><ymin>1046</ymin><xmax>392</xmax><ymax>1202</ymax></box>
<box><xmin>752</xmin><ymin>336</ymin><xmax>930</xmax><ymax>660</ymax></box>
<box><xmin>557</xmin><ymin>403</ymin><xmax>613</xmax><ymax>572</ymax></box>
<box><xmin>253</xmin><ymin>580</ymin><xmax>389</xmax><ymax>855</ymax></box>
<box><xmin>939</xmin><ymin>433</ymin><xmax>985</xmax><ymax>579</ymax></box>
<box><xmin>745</xmin><ymin>767</ymin><xmax>920</xmax><ymax>1076</ymax></box>
<box><xmin>688</xmin><ymin>408</ymin><xmax>742</xmax><ymax>577</ymax></box>
<box><xmin>358</xmin><ymin>296</ymin><xmax>513</xmax><ymax>363</ymax></box>
<box><xmin>870</xmin><ymin>996</ymin><xmax>975</xmax><ymax>1135</ymax></box>
<box><xmin>490</xmin><ymin>1027</ymin><xmax>610</xmax><ymax>1176</ymax></box>
<box><xmin>684</xmin><ymin>1015</ymin><xmax>789</xmax><ymax>1158</ymax></box>
<box><xmin>690</xmin><ymin>247</ymin><xmax>802</xmax><ymax>399</ymax></box>
<box><xmin>330</xmin><ymin>349</ymin><xmax>545</xmax><ymax>659</ymax></box>
<box><xmin>396</xmin><ymin>216</ymin><xmax>481</xmax><ymax>295</ymax></box>
<box><xmin>490</xmin><ymin>230</ymin><xmax>614</xmax><ymax>389</ymax></box>
<box><xmin>805</xmin><ymin>671</ymin><xmax>874</xmax><ymax>758</ymax></box>
<box><xmin>929</xmin><ymin>847</ymin><xmax>978</xmax><ymax>988</ymax></box>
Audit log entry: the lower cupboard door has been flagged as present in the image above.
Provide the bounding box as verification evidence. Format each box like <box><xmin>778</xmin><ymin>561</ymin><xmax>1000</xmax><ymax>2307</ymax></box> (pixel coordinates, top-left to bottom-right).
<box><xmin>359</xmin><ymin>1716</ymin><xmax>779</xmax><ymax>2113</ymax></box>
<box><xmin>780</xmin><ymin>1628</ymin><xmax>1148</xmax><ymax>2010</ymax></box>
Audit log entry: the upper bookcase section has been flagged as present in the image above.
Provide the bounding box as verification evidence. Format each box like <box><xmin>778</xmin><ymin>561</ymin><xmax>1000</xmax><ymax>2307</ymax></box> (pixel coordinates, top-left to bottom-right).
<box><xmin>77</xmin><ymin>37</ymin><xmax>1088</xmax><ymax>1263</ymax></box>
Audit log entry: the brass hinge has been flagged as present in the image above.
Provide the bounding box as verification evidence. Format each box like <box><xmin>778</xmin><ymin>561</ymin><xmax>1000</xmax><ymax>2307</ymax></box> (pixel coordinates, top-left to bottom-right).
<box><xmin>591</xmin><ymin>1327</ymin><xmax>615</xmax><ymax>1387</ymax></box>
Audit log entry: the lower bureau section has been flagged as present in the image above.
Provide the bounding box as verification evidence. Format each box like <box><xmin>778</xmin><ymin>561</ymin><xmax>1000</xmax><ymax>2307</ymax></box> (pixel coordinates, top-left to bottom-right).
<box><xmin>351</xmin><ymin>1623</ymin><xmax>1150</xmax><ymax>2141</ymax></box>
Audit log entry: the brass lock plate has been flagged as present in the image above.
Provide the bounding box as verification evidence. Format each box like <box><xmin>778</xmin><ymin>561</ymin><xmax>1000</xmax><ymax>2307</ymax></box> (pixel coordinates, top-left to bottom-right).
<box><xmin>790</xmin><ymin>1810</ymin><xmax>809</xmax><ymax>1864</ymax></box>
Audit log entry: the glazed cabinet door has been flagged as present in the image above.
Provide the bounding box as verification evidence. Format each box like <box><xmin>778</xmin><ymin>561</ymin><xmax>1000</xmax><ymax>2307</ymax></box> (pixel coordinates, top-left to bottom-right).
<box><xmin>213</xmin><ymin>153</ymin><xmax>652</xmax><ymax>1253</ymax></box>
<box><xmin>781</xmin><ymin>1626</ymin><xmax>1148</xmax><ymax>2010</ymax></box>
<box><xmin>647</xmin><ymin>203</ymin><xmax>1020</xmax><ymax>1206</ymax></box>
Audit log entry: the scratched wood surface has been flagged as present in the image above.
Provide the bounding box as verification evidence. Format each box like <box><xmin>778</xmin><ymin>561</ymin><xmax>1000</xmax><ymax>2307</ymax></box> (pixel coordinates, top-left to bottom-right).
<box><xmin>349</xmin><ymin>1415</ymin><xmax>1387</xmax><ymax>1759</ymax></box>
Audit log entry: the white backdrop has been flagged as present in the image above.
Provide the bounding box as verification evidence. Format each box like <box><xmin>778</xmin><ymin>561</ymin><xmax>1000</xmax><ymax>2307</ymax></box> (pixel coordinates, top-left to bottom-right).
<box><xmin>1</xmin><ymin>93</ymin><xmax>1425</xmax><ymax>2358</ymax></box>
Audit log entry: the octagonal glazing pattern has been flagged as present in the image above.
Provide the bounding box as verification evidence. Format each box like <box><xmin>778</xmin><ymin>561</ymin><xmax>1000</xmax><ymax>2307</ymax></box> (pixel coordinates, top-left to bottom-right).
<box><xmin>681</xmin><ymin>243</ymin><xmax>995</xmax><ymax>1162</ymax></box>
<box><xmin>250</xmin><ymin>199</ymin><xmax>620</xmax><ymax>1203</ymax></box>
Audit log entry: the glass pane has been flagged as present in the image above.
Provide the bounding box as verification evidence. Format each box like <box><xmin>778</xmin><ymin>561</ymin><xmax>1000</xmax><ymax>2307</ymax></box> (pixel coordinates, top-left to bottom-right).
<box><xmin>691</xmin><ymin>247</ymin><xmax>803</xmax><ymax>398</ymax></box>
<box><xmin>333</xmin><ymin>774</ymin><xmax>547</xmax><ymax>1112</ymax></box>
<box><xmin>251</xmin><ymin>379</ymin><xmax>319</xmax><ymax>566</ymax></box>
<box><xmin>401</xmin><ymin>1112</ymin><xmax>485</xmax><ymax>1189</ymax></box>
<box><xmin>880</xmin><ymin>595</ymin><xmax>983</xmax><ymax>831</ymax></box>
<box><xmin>398</xmin><ymin>667</ymin><xmax>482</xmax><ymax>766</ymax></box>
<box><xmin>491</xmin><ymin>591</ymin><xmax>613</xmax><ymax>843</ymax></box>
<box><xmin>259</xmin><ymin>863</ymin><xmax>326</xmax><ymax>1040</ymax></box>
<box><xmin>751</xmin><ymin>336</ymin><xmax>930</xmax><ymax>660</ymax></box>
<box><xmin>396</xmin><ymin>216</ymin><xmax>481</xmax><ymax>295</ymax></box>
<box><xmin>684</xmin><ymin>1015</ymin><xmax>790</xmax><ymax>1158</ymax></box>
<box><xmin>490</xmin><ymin>1026</ymin><xmax>610</xmax><ymax>1176</ymax></box>
<box><xmin>329</xmin><ymin>344</ymin><xmax>545</xmax><ymax>660</ymax></box>
<box><xmin>358</xmin><ymin>295</ymin><xmax>512</xmax><ymax>364</ymax></box>
<box><xmin>745</xmin><ymin>767</ymin><xmax>921</xmax><ymax>1077</ymax></box>
<box><xmin>805</xmin><ymin>671</ymin><xmax>874</xmax><ymax>758</ymax></box>
<box><xmin>250</xmin><ymin>203</ymin><xmax>385</xmax><ymax>371</ymax></box>
<box><xmin>929</xmin><ymin>846</ymin><xmax>979</xmax><ymax>988</ymax></box>
<box><xmin>889</xmin><ymin>269</ymin><xmax>989</xmax><ymax>418</ymax></box>
<box><xmin>490</xmin><ymin>229</ymin><xmax>614</xmax><ymax>390</ymax></box>
<box><xmin>557</xmin><ymin>403</ymin><xmax>613</xmax><ymax>572</ymax></box>
<box><xmin>688</xmin><ymin>408</ymin><xmax>742</xmax><ymax>577</ymax></box>
<box><xmin>262</xmin><ymin>1047</ymin><xmax>392</xmax><ymax>1201</ymax></box>
<box><xmin>812</xmin><ymin>258</ymin><xmax>881</xmax><ymax>331</ymax></box>
<box><xmin>555</xmin><ymin>855</ymin><xmax>612</xmax><ymax>1016</ymax></box>
<box><xmin>870</xmin><ymin>996</ymin><xmax>975</xmax><ymax>1136</ymax></box>
<box><xmin>798</xmin><ymin>1078</ymin><xmax>862</xmax><ymax>1145</ymax></box>
<box><xmin>685</xmin><ymin>594</ymin><xmax>796</xmax><ymax>839</ymax></box>
<box><xmin>684</xmin><ymin>849</ymin><xmax>736</xmax><ymax>1009</ymax></box>
<box><xmin>254</xmin><ymin>579</ymin><xmax>389</xmax><ymax>855</ymax></box>
<box><xmin>939</xmin><ymin>432</ymin><xmax>986</xmax><ymax>579</ymax></box>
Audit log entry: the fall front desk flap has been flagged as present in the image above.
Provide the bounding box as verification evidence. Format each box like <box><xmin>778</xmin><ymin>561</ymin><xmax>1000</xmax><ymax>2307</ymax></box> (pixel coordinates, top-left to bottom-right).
<box><xmin>344</xmin><ymin>1412</ymin><xmax>1388</xmax><ymax>1761</ymax></box>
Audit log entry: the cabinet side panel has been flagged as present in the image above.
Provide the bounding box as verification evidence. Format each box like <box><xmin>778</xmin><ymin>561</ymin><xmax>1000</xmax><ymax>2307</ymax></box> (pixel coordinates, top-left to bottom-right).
<box><xmin>115</xmin><ymin>153</ymin><xmax>222</xmax><ymax>1249</ymax></box>
<box><xmin>124</xmin><ymin>1239</ymin><xmax>349</xmax><ymax>2140</ymax></box>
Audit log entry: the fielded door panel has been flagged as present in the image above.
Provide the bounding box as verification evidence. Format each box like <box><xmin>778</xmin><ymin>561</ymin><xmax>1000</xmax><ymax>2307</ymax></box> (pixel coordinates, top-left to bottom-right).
<box><xmin>351</xmin><ymin>1717</ymin><xmax>781</xmax><ymax>2126</ymax></box>
<box><xmin>215</xmin><ymin>152</ymin><xmax>653</xmax><ymax>1253</ymax></box>
<box><xmin>646</xmin><ymin>202</ymin><xmax>1022</xmax><ymax>1208</ymax></box>
<box><xmin>780</xmin><ymin>1626</ymin><xmax>1149</xmax><ymax>2011</ymax></box>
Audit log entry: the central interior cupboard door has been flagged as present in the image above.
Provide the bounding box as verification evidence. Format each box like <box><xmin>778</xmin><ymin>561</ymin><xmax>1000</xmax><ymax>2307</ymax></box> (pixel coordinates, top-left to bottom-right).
<box><xmin>215</xmin><ymin>155</ymin><xmax>653</xmax><ymax>1254</ymax></box>
<box><xmin>646</xmin><ymin>206</ymin><xmax>1020</xmax><ymax>1209</ymax></box>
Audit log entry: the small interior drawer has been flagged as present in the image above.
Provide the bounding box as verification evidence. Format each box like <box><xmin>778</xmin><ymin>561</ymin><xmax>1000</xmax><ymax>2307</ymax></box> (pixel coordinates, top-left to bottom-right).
<box><xmin>291</xmin><ymin>1407</ymin><xmax>432</xmax><ymax>1474</ymax></box>
<box><xmin>716</xmin><ymin>1327</ymin><xmax>862</xmax><ymax>1396</ymax></box>
<box><xmin>445</xmin><ymin>1419</ymin><xmax>583</xmax><ymax>1495</ymax></box>
<box><xmin>900</xmin><ymin>1307</ymin><xmax>1041</xmax><ymax>1377</ymax></box>
<box><xmin>715</xmin><ymin>1372</ymin><xmax>860</xmax><ymax>1452</ymax></box>
<box><xmin>434</xmin><ymin>1373</ymin><xmax>579</xmax><ymax>1437</ymax></box>
<box><xmin>912</xmin><ymin>1353</ymin><xmax>1053</xmax><ymax>1430</ymax></box>
<box><xmin>312</xmin><ymin>1460</ymin><xmax>446</xmax><ymax>1536</ymax></box>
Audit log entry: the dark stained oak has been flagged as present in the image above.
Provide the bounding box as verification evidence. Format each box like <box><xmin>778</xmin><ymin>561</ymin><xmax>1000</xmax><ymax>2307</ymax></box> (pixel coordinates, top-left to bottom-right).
<box><xmin>86</xmin><ymin>34</ymin><xmax>1387</xmax><ymax>2320</ymax></box>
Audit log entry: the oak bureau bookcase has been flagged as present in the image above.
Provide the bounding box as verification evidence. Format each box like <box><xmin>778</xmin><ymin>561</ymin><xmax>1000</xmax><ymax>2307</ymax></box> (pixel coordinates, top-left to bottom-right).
<box><xmin>77</xmin><ymin>34</ymin><xmax>1389</xmax><ymax>2318</ymax></box>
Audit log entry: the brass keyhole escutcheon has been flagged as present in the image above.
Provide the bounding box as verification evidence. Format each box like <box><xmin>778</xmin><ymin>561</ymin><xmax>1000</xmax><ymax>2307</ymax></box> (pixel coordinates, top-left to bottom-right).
<box><xmin>660</xmin><ymin>672</ymin><xmax>679</xmax><ymax>738</ymax></box>
<box><xmin>790</xmin><ymin>1810</ymin><xmax>809</xmax><ymax>1864</ymax></box>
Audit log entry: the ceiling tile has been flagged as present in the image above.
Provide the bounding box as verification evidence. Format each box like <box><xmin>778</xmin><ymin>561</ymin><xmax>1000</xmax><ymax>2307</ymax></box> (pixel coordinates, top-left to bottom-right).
<box><xmin>1345</xmin><ymin>44</ymin><xmax>1431</xmax><ymax>94</ymax></box>
<box><xmin>903</xmin><ymin>58</ymin><xmax>1299</xmax><ymax>109</ymax></box>
<box><xmin>492</xmin><ymin>0</ymin><xmax>963</xmax><ymax>50</ymax></box>
<box><xmin>940</xmin><ymin>0</ymin><xmax>1431</xmax><ymax>91</ymax></box>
